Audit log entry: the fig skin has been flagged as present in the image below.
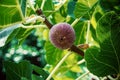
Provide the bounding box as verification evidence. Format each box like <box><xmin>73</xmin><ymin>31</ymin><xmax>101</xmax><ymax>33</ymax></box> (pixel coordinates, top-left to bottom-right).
<box><xmin>49</xmin><ymin>23</ymin><xmax>75</xmax><ymax>49</ymax></box>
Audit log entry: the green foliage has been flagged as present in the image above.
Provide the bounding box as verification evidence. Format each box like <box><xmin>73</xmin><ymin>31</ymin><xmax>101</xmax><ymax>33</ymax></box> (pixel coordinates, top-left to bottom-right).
<box><xmin>0</xmin><ymin>0</ymin><xmax>26</xmax><ymax>29</ymax></box>
<box><xmin>19</xmin><ymin>0</ymin><xmax>27</xmax><ymax>17</ymax></box>
<box><xmin>32</xmin><ymin>74</ymin><xmax>43</xmax><ymax>80</ymax></box>
<box><xmin>0</xmin><ymin>0</ymin><xmax>120</xmax><ymax>80</ymax></box>
<box><xmin>85</xmin><ymin>12</ymin><xmax>120</xmax><ymax>76</ymax></box>
<box><xmin>73</xmin><ymin>21</ymin><xmax>87</xmax><ymax>44</ymax></box>
<box><xmin>35</xmin><ymin>0</ymin><xmax>54</xmax><ymax>16</ymax></box>
<box><xmin>32</xmin><ymin>65</ymin><xmax>54</xmax><ymax>80</ymax></box>
<box><xmin>0</xmin><ymin>24</ymin><xmax>21</xmax><ymax>47</ymax></box>
<box><xmin>3</xmin><ymin>60</ymin><xmax>32</xmax><ymax>80</ymax></box>
<box><xmin>74</xmin><ymin>0</ymin><xmax>98</xmax><ymax>18</ymax></box>
<box><xmin>99</xmin><ymin>0</ymin><xmax>120</xmax><ymax>13</ymax></box>
<box><xmin>67</xmin><ymin>1</ymin><xmax>76</xmax><ymax>17</ymax></box>
<box><xmin>45</xmin><ymin>41</ymin><xmax>63</xmax><ymax>65</ymax></box>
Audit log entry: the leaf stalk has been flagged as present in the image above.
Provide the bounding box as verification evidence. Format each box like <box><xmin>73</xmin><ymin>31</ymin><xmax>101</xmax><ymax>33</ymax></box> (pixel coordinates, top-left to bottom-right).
<box><xmin>46</xmin><ymin>52</ymin><xmax>72</xmax><ymax>80</ymax></box>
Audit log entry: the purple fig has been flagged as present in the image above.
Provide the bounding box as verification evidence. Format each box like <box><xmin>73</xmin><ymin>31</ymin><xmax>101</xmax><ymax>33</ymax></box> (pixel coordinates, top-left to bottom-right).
<box><xmin>49</xmin><ymin>23</ymin><xmax>75</xmax><ymax>49</ymax></box>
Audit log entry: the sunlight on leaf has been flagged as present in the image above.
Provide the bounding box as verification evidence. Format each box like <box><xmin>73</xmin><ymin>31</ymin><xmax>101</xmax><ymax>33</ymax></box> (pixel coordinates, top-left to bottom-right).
<box><xmin>19</xmin><ymin>0</ymin><xmax>27</xmax><ymax>17</ymax></box>
<box><xmin>0</xmin><ymin>0</ymin><xmax>25</xmax><ymax>28</ymax></box>
<box><xmin>74</xmin><ymin>0</ymin><xmax>98</xmax><ymax>18</ymax></box>
<box><xmin>0</xmin><ymin>24</ymin><xmax>21</xmax><ymax>47</ymax></box>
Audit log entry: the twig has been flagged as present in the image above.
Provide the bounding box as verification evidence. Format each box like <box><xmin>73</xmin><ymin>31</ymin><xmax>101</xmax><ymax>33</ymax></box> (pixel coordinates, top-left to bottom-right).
<box><xmin>46</xmin><ymin>52</ymin><xmax>72</xmax><ymax>80</ymax></box>
<box><xmin>77</xmin><ymin>59</ymin><xmax>85</xmax><ymax>65</ymax></box>
<box><xmin>107</xmin><ymin>76</ymin><xmax>116</xmax><ymax>80</ymax></box>
<box><xmin>36</xmin><ymin>9</ymin><xmax>53</xmax><ymax>29</ymax></box>
<box><xmin>71</xmin><ymin>17</ymin><xmax>82</xmax><ymax>27</ymax></box>
<box><xmin>21</xmin><ymin>24</ymin><xmax>46</xmax><ymax>29</ymax></box>
<box><xmin>69</xmin><ymin>45</ymin><xmax>84</xmax><ymax>56</ymax></box>
<box><xmin>24</xmin><ymin>16</ymin><xmax>45</xmax><ymax>24</ymax></box>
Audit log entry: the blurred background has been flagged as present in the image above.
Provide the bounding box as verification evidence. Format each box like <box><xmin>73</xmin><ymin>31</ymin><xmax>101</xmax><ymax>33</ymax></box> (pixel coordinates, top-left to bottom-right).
<box><xmin>0</xmin><ymin>29</ymin><xmax>47</xmax><ymax>80</ymax></box>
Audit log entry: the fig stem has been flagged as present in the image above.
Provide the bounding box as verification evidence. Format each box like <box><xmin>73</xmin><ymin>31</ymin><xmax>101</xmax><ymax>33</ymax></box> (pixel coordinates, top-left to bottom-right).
<box><xmin>70</xmin><ymin>45</ymin><xmax>84</xmax><ymax>56</ymax></box>
<box><xmin>36</xmin><ymin>9</ymin><xmax>53</xmax><ymax>29</ymax></box>
<box><xmin>46</xmin><ymin>52</ymin><xmax>72</xmax><ymax>80</ymax></box>
<box><xmin>77</xmin><ymin>44</ymin><xmax>89</xmax><ymax>49</ymax></box>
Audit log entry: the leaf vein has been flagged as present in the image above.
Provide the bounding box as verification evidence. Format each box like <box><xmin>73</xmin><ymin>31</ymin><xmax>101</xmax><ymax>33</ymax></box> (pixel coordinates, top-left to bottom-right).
<box><xmin>89</xmin><ymin>49</ymin><xmax>118</xmax><ymax>73</ymax></box>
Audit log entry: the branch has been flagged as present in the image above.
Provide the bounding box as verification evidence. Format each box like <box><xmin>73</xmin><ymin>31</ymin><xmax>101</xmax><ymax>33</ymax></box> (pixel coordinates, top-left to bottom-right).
<box><xmin>69</xmin><ymin>45</ymin><xmax>84</xmax><ymax>56</ymax></box>
<box><xmin>36</xmin><ymin>9</ymin><xmax>53</xmax><ymax>29</ymax></box>
<box><xmin>21</xmin><ymin>24</ymin><xmax>46</xmax><ymax>29</ymax></box>
<box><xmin>24</xmin><ymin>15</ymin><xmax>45</xmax><ymax>24</ymax></box>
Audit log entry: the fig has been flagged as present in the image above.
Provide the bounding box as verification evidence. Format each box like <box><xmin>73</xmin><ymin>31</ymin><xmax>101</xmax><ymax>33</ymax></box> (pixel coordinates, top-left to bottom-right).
<box><xmin>49</xmin><ymin>23</ymin><xmax>75</xmax><ymax>49</ymax></box>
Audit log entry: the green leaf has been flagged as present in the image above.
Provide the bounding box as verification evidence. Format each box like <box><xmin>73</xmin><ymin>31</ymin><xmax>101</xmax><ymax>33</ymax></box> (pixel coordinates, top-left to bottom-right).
<box><xmin>32</xmin><ymin>65</ymin><xmax>54</xmax><ymax>80</ymax></box>
<box><xmin>0</xmin><ymin>0</ymin><xmax>24</xmax><ymax>28</ymax></box>
<box><xmin>32</xmin><ymin>74</ymin><xmax>44</xmax><ymax>80</ymax></box>
<box><xmin>4</xmin><ymin>60</ymin><xmax>32</xmax><ymax>80</ymax></box>
<box><xmin>67</xmin><ymin>1</ymin><xmax>76</xmax><ymax>18</ymax></box>
<box><xmin>99</xmin><ymin>0</ymin><xmax>120</xmax><ymax>13</ymax></box>
<box><xmin>36</xmin><ymin>0</ymin><xmax>54</xmax><ymax>16</ymax></box>
<box><xmin>0</xmin><ymin>24</ymin><xmax>21</xmax><ymax>47</ymax></box>
<box><xmin>45</xmin><ymin>41</ymin><xmax>63</xmax><ymax>65</ymax></box>
<box><xmin>19</xmin><ymin>0</ymin><xmax>27</xmax><ymax>17</ymax></box>
<box><xmin>15</xmin><ymin>28</ymin><xmax>33</xmax><ymax>45</ymax></box>
<box><xmin>35</xmin><ymin>0</ymin><xmax>42</xmax><ymax>7</ymax></box>
<box><xmin>5</xmin><ymin>27</ymin><xmax>21</xmax><ymax>44</ymax></box>
<box><xmin>51</xmin><ymin>12</ymin><xmax>65</xmax><ymax>24</ymax></box>
<box><xmin>51</xmin><ymin>11</ymin><xmax>65</xmax><ymax>24</ymax></box>
<box><xmin>32</xmin><ymin>65</ymin><xmax>50</xmax><ymax>80</ymax></box>
<box><xmin>74</xmin><ymin>0</ymin><xmax>98</xmax><ymax>18</ymax></box>
<box><xmin>90</xmin><ymin>4</ymin><xmax>104</xmax><ymax>28</ymax></box>
<box><xmin>74</xmin><ymin>21</ymin><xmax>87</xmax><ymax>45</ymax></box>
<box><xmin>43</xmin><ymin>0</ymin><xmax>54</xmax><ymax>11</ymax></box>
<box><xmin>65</xmin><ymin>70</ymin><xmax>78</xmax><ymax>79</ymax></box>
<box><xmin>85</xmin><ymin>12</ymin><xmax>120</xmax><ymax>77</ymax></box>
<box><xmin>59</xmin><ymin>6</ymin><xmax>67</xmax><ymax>18</ymax></box>
<box><xmin>21</xmin><ymin>77</ymin><xmax>28</xmax><ymax>80</ymax></box>
<box><xmin>2</xmin><ymin>27</ymin><xmax>33</xmax><ymax>47</ymax></box>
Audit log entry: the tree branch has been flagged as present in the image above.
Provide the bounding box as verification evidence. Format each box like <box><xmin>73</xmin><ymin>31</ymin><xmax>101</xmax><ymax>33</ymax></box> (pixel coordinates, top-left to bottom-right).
<box><xmin>70</xmin><ymin>45</ymin><xmax>84</xmax><ymax>56</ymax></box>
<box><xmin>36</xmin><ymin>9</ymin><xmax>53</xmax><ymax>29</ymax></box>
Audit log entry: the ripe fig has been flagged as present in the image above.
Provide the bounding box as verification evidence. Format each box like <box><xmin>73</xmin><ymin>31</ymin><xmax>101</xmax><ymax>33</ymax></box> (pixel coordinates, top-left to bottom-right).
<box><xmin>49</xmin><ymin>23</ymin><xmax>75</xmax><ymax>49</ymax></box>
